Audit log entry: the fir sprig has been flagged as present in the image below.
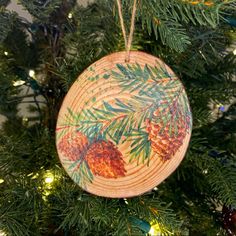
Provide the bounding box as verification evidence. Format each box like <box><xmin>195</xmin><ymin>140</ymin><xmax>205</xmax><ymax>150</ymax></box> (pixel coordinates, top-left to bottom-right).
<box><xmin>111</xmin><ymin>63</ymin><xmax>192</xmax><ymax>133</ymax></box>
<box><xmin>128</xmin><ymin>129</ymin><xmax>152</xmax><ymax>165</ymax></box>
<box><xmin>67</xmin><ymin>158</ymin><xmax>93</xmax><ymax>189</ymax></box>
<box><xmin>111</xmin><ymin>63</ymin><xmax>179</xmax><ymax>94</ymax></box>
<box><xmin>61</xmin><ymin>62</ymin><xmax>191</xmax><ymax>164</ymax></box>
<box><xmin>76</xmin><ymin>97</ymin><xmax>153</xmax><ymax>145</ymax></box>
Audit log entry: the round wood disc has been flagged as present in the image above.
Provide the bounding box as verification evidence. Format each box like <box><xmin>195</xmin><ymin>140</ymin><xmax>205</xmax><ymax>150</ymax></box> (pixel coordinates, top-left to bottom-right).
<box><xmin>56</xmin><ymin>51</ymin><xmax>192</xmax><ymax>198</ymax></box>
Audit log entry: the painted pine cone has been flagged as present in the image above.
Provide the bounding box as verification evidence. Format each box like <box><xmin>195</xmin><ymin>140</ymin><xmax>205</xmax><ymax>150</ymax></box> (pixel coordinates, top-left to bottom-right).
<box><xmin>146</xmin><ymin>116</ymin><xmax>186</xmax><ymax>161</ymax></box>
<box><xmin>85</xmin><ymin>140</ymin><xmax>126</xmax><ymax>178</ymax></box>
<box><xmin>58</xmin><ymin>131</ymin><xmax>89</xmax><ymax>161</ymax></box>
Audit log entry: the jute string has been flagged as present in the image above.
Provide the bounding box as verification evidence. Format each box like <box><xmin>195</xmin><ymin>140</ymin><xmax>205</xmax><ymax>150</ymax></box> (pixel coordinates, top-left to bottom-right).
<box><xmin>116</xmin><ymin>0</ymin><xmax>137</xmax><ymax>62</ymax></box>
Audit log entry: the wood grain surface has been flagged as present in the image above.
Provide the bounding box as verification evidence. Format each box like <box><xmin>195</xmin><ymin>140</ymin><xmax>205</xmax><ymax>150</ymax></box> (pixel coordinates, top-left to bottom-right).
<box><xmin>56</xmin><ymin>51</ymin><xmax>192</xmax><ymax>198</ymax></box>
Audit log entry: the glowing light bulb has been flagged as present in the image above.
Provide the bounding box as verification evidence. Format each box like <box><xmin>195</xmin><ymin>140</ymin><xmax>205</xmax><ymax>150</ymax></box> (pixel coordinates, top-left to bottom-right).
<box><xmin>148</xmin><ymin>221</ymin><xmax>165</xmax><ymax>236</ymax></box>
<box><xmin>22</xmin><ymin>117</ymin><xmax>28</xmax><ymax>122</ymax></box>
<box><xmin>123</xmin><ymin>198</ymin><xmax>129</xmax><ymax>205</ymax></box>
<box><xmin>44</xmin><ymin>171</ymin><xmax>54</xmax><ymax>184</ymax></box>
<box><xmin>29</xmin><ymin>69</ymin><xmax>35</xmax><ymax>78</ymax></box>
<box><xmin>68</xmin><ymin>13</ymin><xmax>73</xmax><ymax>19</ymax></box>
<box><xmin>45</xmin><ymin>176</ymin><xmax>54</xmax><ymax>183</ymax></box>
<box><xmin>4</xmin><ymin>51</ymin><xmax>8</xmax><ymax>56</ymax></box>
<box><xmin>148</xmin><ymin>226</ymin><xmax>156</xmax><ymax>236</ymax></box>
<box><xmin>0</xmin><ymin>230</ymin><xmax>7</xmax><ymax>236</ymax></box>
<box><xmin>0</xmin><ymin>179</ymin><xmax>4</xmax><ymax>184</ymax></box>
<box><xmin>233</xmin><ymin>48</ymin><xmax>236</xmax><ymax>55</ymax></box>
<box><xmin>13</xmin><ymin>80</ymin><xmax>25</xmax><ymax>87</ymax></box>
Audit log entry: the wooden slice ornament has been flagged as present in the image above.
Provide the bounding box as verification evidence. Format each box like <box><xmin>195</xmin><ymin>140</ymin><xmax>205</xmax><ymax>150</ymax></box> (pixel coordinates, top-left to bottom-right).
<box><xmin>56</xmin><ymin>51</ymin><xmax>192</xmax><ymax>198</ymax></box>
<box><xmin>55</xmin><ymin>0</ymin><xmax>192</xmax><ymax>198</ymax></box>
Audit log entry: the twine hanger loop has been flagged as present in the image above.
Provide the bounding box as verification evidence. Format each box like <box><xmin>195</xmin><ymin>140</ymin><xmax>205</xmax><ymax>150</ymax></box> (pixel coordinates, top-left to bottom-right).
<box><xmin>116</xmin><ymin>0</ymin><xmax>137</xmax><ymax>62</ymax></box>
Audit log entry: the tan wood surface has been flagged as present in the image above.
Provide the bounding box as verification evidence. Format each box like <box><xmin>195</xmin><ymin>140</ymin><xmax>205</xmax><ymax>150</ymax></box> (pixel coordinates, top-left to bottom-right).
<box><xmin>56</xmin><ymin>51</ymin><xmax>192</xmax><ymax>198</ymax></box>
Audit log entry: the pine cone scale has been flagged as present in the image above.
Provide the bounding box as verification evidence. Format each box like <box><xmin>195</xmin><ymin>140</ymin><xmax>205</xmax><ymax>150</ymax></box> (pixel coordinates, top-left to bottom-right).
<box><xmin>146</xmin><ymin>108</ymin><xmax>187</xmax><ymax>160</ymax></box>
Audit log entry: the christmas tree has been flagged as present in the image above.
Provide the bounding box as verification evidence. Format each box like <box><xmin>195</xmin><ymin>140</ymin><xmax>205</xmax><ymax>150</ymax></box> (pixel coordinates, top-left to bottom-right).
<box><xmin>0</xmin><ymin>0</ymin><xmax>236</xmax><ymax>235</ymax></box>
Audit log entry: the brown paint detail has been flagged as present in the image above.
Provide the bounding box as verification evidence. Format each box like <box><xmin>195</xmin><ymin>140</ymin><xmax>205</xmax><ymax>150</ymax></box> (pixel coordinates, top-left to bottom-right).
<box><xmin>58</xmin><ymin>131</ymin><xmax>89</xmax><ymax>161</ymax></box>
<box><xmin>85</xmin><ymin>140</ymin><xmax>126</xmax><ymax>178</ymax></box>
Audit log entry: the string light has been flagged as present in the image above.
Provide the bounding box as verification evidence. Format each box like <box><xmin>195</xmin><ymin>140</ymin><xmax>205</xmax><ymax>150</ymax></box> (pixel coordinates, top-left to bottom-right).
<box><xmin>148</xmin><ymin>221</ymin><xmax>162</xmax><ymax>236</ymax></box>
<box><xmin>22</xmin><ymin>117</ymin><xmax>29</xmax><ymax>122</ymax></box>
<box><xmin>148</xmin><ymin>226</ymin><xmax>159</xmax><ymax>236</ymax></box>
<box><xmin>233</xmin><ymin>48</ymin><xmax>236</xmax><ymax>55</ymax></box>
<box><xmin>42</xmin><ymin>171</ymin><xmax>55</xmax><ymax>201</ymax></box>
<box><xmin>0</xmin><ymin>179</ymin><xmax>4</xmax><ymax>184</ymax></box>
<box><xmin>45</xmin><ymin>176</ymin><xmax>54</xmax><ymax>184</ymax></box>
<box><xmin>148</xmin><ymin>220</ymin><xmax>174</xmax><ymax>236</ymax></box>
<box><xmin>68</xmin><ymin>12</ymin><xmax>73</xmax><ymax>19</ymax></box>
<box><xmin>219</xmin><ymin>105</ymin><xmax>225</xmax><ymax>112</ymax></box>
<box><xmin>0</xmin><ymin>230</ymin><xmax>7</xmax><ymax>236</ymax></box>
<box><xmin>12</xmin><ymin>80</ymin><xmax>25</xmax><ymax>87</ymax></box>
<box><xmin>123</xmin><ymin>198</ymin><xmax>129</xmax><ymax>205</ymax></box>
<box><xmin>44</xmin><ymin>171</ymin><xmax>54</xmax><ymax>184</ymax></box>
<box><xmin>29</xmin><ymin>69</ymin><xmax>35</xmax><ymax>78</ymax></box>
<box><xmin>4</xmin><ymin>51</ymin><xmax>8</xmax><ymax>56</ymax></box>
